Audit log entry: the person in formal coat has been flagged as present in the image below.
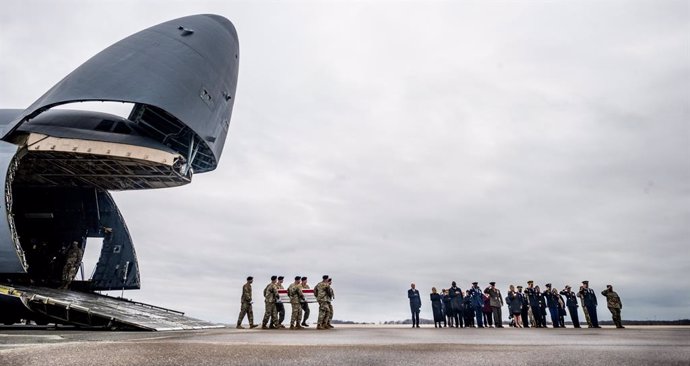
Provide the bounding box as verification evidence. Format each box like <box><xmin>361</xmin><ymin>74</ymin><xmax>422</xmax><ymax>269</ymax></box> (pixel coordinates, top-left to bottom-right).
<box><xmin>408</xmin><ymin>283</ymin><xmax>422</xmax><ymax>328</ymax></box>
<box><xmin>430</xmin><ymin>287</ymin><xmax>444</xmax><ymax>328</ymax></box>
<box><xmin>442</xmin><ymin>289</ymin><xmax>453</xmax><ymax>327</ymax></box>
<box><xmin>462</xmin><ymin>290</ymin><xmax>475</xmax><ymax>327</ymax></box>
<box><xmin>554</xmin><ymin>288</ymin><xmax>566</xmax><ymax>327</ymax></box>
<box><xmin>535</xmin><ymin>285</ymin><xmax>548</xmax><ymax>328</ymax></box>
<box><xmin>517</xmin><ymin>285</ymin><xmax>531</xmax><ymax>328</ymax></box>
<box><xmin>449</xmin><ymin>281</ymin><xmax>463</xmax><ymax>328</ymax></box>
<box><xmin>507</xmin><ymin>284</ymin><xmax>523</xmax><ymax>328</ymax></box>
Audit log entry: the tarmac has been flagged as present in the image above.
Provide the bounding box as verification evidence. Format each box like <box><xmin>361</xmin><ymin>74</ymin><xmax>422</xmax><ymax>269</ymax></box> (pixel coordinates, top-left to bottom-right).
<box><xmin>1</xmin><ymin>325</ymin><xmax>689</xmax><ymax>365</ymax></box>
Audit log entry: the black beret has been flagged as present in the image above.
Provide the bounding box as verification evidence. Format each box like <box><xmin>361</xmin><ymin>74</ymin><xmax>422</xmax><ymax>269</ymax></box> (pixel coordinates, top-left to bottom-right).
<box><xmin>301</xmin><ymin>277</ymin><xmax>307</xmax><ymax>281</ymax></box>
<box><xmin>278</xmin><ymin>276</ymin><xmax>284</xmax><ymax>280</ymax></box>
<box><xmin>489</xmin><ymin>282</ymin><xmax>496</xmax><ymax>286</ymax></box>
<box><xmin>247</xmin><ymin>276</ymin><xmax>253</xmax><ymax>281</ymax></box>
<box><xmin>295</xmin><ymin>276</ymin><xmax>301</xmax><ymax>281</ymax></box>
<box><xmin>271</xmin><ymin>275</ymin><xmax>277</xmax><ymax>281</ymax></box>
<box><xmin>322</xmin><ymin>275</ymin><xmax>329</xmax><ymax>280</ymax></box>
<box><xmin>545</xmin><ymin>283</ymin><xmax>552</xmax><ymax>287</ymax></box>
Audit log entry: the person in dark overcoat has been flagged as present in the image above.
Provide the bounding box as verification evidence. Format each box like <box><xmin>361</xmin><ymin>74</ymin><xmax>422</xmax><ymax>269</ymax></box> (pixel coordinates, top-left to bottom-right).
<box><xmin>430</xmin><ymin>287</ymin><xmax>444</xmax><ymax>328</ymax></box>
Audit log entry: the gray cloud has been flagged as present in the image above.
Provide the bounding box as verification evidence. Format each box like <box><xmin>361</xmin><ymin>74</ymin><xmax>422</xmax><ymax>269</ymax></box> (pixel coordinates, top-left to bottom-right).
<box><xmin>2</xmin><ymin>0</ymin><xmax>688</xmax><ymax>323</ymax></box>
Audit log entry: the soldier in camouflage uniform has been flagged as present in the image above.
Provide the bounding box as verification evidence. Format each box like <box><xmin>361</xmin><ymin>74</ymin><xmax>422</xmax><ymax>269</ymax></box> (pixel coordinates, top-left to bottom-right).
<box><xmin>237</xmin><ymin>276</ymin><xmax>258</xmax><ymax>329</ymax></box>
<box><xmin>315</xmin><ymin>275</ymin><xmax>332</xmax><ymax>330</ymax></box>
<box><xmin>300</xmin><ymin>277</ymin><xmax>310</xmax><ymax>327</ymax></box>
<box><xmin>288</xmin><ymin>276</ymin><xmax>305</xmax><ymax>329</ymax></box>
<box><xmin>601</xmin><ymin>285</ymin><xmax>624</xmax><ymax>328</ymax></box>
<box><xmin>275</xmin><ymin>276</ymin><xmax>286</xmax><ymax>328</ymax></box>
<box><xmin>60</xmin><ymin>241</ymin><xmax>84</xmax><ymax>290</ymax></box>
<box><xmin>262</xmin><ymin>275</ymin><xmax>279</xmax><ymax>329</ymax></box>
<box><xmin>326</xmin><ymin>277</ymin><xmax>335</xmax><ymax>328</ymax></box>
<box><xmin>578</xmin><ymin>285</ymin><xmax>593</xmax><ymax>327</ymax></box>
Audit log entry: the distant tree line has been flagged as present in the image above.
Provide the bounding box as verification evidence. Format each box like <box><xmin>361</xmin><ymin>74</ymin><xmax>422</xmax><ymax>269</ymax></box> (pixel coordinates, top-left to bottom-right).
<box><xmin>384</xmin><ymin>319</ymin><xmax>690</xmax><ymax>326</ymax></box>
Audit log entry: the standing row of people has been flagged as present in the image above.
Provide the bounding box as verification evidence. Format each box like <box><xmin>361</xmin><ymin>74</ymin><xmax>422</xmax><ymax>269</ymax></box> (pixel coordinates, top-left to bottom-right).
<box><xmin>236</xmin><ymin>275</ymin><xmax>336</xmax><ymax>330</ymax></box>
<box><xmin>410</xmin><ymin>280</ymin><xmax>624</xmax><ymax>329</ymax></box>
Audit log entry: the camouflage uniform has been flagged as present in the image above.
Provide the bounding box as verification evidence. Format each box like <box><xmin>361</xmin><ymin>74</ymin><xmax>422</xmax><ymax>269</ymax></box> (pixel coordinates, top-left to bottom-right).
<box><xmin>601</xmin><ymin>288</ymin><xmax>624</xmax><ymax>328</ymax></box>
<box><xmin>276</xmin><ymin>280</ymin><xmax>286</xmax><ymax>327</ymax></box>
<box><xmin>315</xmin><ymin>280</ymin><xmax>332</xmax><ymax>329</ymax></box>
<box><xmin>288</xmin><ymin>282</ymin><xmax>305</xmax><ymax>329</ymax></box>
<box><xmin>578</xmin><ymin>286</ymin><xmax>593</xmax><ymax>327</ymax></box>
<box><xmin>326</xmin><ymin>281</ymin><xmax>334</xmax><ymax>328</ymax></box>
<box><xmin>262</xmin><ymin>282</ymin><xmax>279</xmax><ymax>328</ymax></box>
<box><xmin>60</xmin><ymin>242</ymin><xmax>83</xmax><ymax>290</ymax></box>
<box><xmin>300</xmin><ymin>281</ymin><xmax>310</xmax><ymax>326</ymax></box>
<box><xmin>237</xmin><ymin>281</ymin><xmax>256</xmax><ymax>328</ymax></box>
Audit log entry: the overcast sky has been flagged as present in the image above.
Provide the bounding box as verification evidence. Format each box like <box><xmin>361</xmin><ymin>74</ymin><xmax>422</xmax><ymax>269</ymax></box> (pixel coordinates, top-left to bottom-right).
<box><xmin>1</xmin><ymin>0</ymin><xmax>688</xmax><ymax>324</ymax></box>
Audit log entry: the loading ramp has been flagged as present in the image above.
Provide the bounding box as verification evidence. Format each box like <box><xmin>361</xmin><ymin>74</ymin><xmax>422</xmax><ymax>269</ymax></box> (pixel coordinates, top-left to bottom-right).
<box><xmin>0</xmin><ymin>284</ymin><xmax>223</xmax><ymax>331</ymax></box>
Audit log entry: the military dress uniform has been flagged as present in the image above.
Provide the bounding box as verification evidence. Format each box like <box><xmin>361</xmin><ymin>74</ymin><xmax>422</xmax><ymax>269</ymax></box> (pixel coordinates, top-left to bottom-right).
<box><xmin>578</xmin><ymin>287</ymin><xmax>593</xmax><ymax>327</ymax></box>
<box><xmin>524</xmin><ymin>284</ymin><xmax>541</xmax><ymax>327</ymax></box>
<box><xmin>579</xmin><ymin>282</ymin><xmax>600</xmax><ymax>328</ymax></box>
<box><xmin>543</xmin><ymin>285</ymin><xmax>560</xmax><ymax>327</ymax></box>
<box><xmin>469</xmin><ymin>284</ymin><xmax>484</xmax><ymax>328</ymax></box>
<box><xmin>601</xmin><ymin>287</ymin><xmax>624</xmax><ymax>328</ymax></box>
<box><xmin>560</xmin><ymin>287</ymin><xmax>581</xmax><ymax>328</ymax></box>
<box><xmin>484</xmin><ymin>283</ymin><xmax>504</xmax><ymax>328</ymax></box>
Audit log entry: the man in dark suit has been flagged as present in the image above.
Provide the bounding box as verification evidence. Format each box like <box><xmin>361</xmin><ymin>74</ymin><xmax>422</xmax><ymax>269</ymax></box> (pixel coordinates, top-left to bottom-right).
<box><xmin>408</xmin><ymin>283</ymin><xmax>421</xmax><ymax>328</ymax></box>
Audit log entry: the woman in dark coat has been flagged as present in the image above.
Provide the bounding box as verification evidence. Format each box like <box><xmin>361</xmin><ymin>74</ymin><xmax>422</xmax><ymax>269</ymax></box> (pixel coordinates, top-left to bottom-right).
<box><xmin>463</xmin><ymin>290</ymin><xmax>475</xmax><ymax>327</ymax></box>
<box><xmin>449</xmin><ymin>285</ymin><xmax>463</xmax><ymax>328</ymax></box>
<box><xmin>430</xmin><ymin>287</ymin><xmax>444</xmax><ymax>328</ymax></box>
<box><xmin>507</xmin><ymin>285</ymin><xmax>523</xmax><ymax>328</ymax></box>
<box><xmin>554</xmin><ymin>288</ymin><xmax>567</xmax><ymax>328</ymax></box>
<box><xmin>535</xmin><ymin>286</ymin><xmax>548</xmax><ymax>328</ymax></box>
<box><xmin>482</xmin><ymin>293</ymin><xmax>493</xmax><ymax>327</ymax></box>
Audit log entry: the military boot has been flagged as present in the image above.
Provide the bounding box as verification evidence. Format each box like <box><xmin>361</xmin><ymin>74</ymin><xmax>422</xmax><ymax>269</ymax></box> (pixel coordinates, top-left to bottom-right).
<box><xmin>249</xmin><ymin>324</ymin><xmax>258</xmax><ymax>329</ymax></box>
<box><xmin>289</xmin><ymin>325</ymin><xmax>295</xmax><ymax>330</ymax></box>
<box><xmin>236</xmin><ymin>324</ymin><xmax>245</xmax><ymax>329</ymax></box>
<box><xmin>261</xmin><ymin>324</ymin><xmax>269</xmax><ymax>329</ymax></box>
<box><xmin>295</xmin><ymin>324</ymin><xmax>304</xmax><ymax>329</ymax></box>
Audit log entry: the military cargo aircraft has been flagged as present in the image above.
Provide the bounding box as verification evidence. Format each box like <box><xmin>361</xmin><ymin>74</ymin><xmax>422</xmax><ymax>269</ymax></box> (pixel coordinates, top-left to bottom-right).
<box><xmin>0</xmin><ymin>14</ymin><xmax>238</xmax><ymax>330</ymax></box>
